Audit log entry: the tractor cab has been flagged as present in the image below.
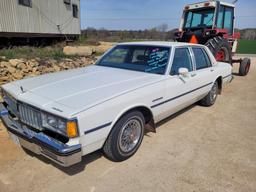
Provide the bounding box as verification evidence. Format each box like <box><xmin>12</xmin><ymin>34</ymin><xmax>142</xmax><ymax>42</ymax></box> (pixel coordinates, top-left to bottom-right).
<box><xmin>176</xmin><ymin>1</ymin><xmax>235</xmax><ymax>44</ymax></box>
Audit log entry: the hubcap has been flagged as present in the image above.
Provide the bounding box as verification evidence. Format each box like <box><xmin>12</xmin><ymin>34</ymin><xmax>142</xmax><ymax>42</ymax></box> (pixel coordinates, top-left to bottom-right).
<box><xmin>216</xmin><ymin>47</ymin><xmax>229</xmax><ymax>62</ymax></box>
<box><xmin>119</xmin><ymin>118</ymin><xmax>142</xmax><ymax>153</ymax></box>
<box><xmin>210</xmin><ymin>83</ymin><xmax>218</xmax><ymax>103</ymax></box>
<box><xmin>216</xmin><ymin>49</ymin><xmax>225</xmax><ymax>61</ymax></box>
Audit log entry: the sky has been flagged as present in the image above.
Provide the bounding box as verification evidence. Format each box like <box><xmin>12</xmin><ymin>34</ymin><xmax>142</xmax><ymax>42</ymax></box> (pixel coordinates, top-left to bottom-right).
<box><xmin>80</xmin><ymin>0</ymin><xmax>256</xmax><ymax>30</ymax></box>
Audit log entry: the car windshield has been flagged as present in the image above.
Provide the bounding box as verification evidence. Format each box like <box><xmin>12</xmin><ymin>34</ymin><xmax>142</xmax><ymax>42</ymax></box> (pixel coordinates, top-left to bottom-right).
<box><xmin>96</xmin><ymin>45</ymin><xmax>170</xmax><ymax>75</ymax></box>
<box><xmin>184</xmin><ymin>8</ymin><xmax>215</xmax><ymax>29</ymax></box>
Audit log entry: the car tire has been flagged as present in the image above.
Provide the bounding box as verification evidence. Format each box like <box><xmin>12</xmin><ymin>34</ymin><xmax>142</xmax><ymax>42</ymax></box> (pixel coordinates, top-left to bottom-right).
<box><xmin>103</xmin><ymin>111</ymin><xmax>145</xmax><ymax>162</ymax></box>
<box><xmin>239</xmin><ymin>58</ymin><xmax>250</xmax><ymax>76</ymax></box>
<box><xmin>200</xmin><ymin>81</ymin><xmax>218</xmax><ymax>107</ymax></box>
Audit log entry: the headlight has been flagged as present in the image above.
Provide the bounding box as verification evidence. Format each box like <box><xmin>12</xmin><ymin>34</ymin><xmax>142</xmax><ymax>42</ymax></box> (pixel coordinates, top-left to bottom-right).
<box><xmin>42</xmin><ymin>112</ymin><xmax>78</xmax><ymax>138</ymax></box>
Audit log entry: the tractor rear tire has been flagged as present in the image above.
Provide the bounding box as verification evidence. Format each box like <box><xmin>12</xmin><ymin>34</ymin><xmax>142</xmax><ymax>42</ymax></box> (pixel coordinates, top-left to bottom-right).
<box><xmin>239</xmin><ymin>58</ymin><xmax>251</xmax><ymax>76</ymax></box>
<box><xmin>205</xmin><ymin>36</ymin><xmax>232</xmax><ymax>64</ymax></box>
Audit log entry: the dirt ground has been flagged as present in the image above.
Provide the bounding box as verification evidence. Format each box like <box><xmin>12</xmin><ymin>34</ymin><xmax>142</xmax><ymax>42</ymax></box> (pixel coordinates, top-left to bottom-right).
<box><xmin>0</xmin><ymin>57</ymin><xmax>256</xmax><ymax>192</ymax></box>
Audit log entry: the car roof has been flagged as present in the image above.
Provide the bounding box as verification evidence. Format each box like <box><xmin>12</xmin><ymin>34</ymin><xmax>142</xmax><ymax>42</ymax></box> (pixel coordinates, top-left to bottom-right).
<box><xmin>118</xmin><ymin>41</ymin><xmax>206</xmax><ymax>48</ymax></box>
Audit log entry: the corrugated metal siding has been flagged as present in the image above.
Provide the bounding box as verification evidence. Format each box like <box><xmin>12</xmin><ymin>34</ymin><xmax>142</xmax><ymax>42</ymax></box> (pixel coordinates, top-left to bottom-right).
<box><xmin>0</xmin><ymin>0</ymin><xmax>80</xmax><ymax>35</ymax></box>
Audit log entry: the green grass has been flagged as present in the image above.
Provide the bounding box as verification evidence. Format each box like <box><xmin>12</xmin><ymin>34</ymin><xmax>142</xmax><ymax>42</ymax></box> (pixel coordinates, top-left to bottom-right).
<box><xmin>75</xmin><ymin>35</ymin><xmax>88</xmax><ymax>45</ymax></box>
<box><xmin>237</xmin><ymin>40</ymin><xmax>256</xmax><ymax>54</ymax></box>
<box><xmin>0</xmin><ymin>46</ymin><xmax>73</xmax><ymax>60</ymax></box>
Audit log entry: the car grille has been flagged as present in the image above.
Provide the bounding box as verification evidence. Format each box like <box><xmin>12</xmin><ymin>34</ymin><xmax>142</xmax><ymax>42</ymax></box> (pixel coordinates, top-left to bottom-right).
<box><xmin>19</xmin><ymin>104</ymin><xmax>42</xmax><ymax>130</ymax></box>
<box><xmin>2</xmin><ymin>90</ymin><xmax>18</xmax><ymax>116</ymax></box>
<box><xmin>3</xmin><ymin>90</ymin><xmax>42</xmax><ymax>131</ymax></box>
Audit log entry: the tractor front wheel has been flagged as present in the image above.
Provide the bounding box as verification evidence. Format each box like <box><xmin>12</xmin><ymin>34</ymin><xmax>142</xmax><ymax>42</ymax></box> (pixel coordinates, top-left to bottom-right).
<box><xmin>239</xmin><ymin>58</ymin><xmax>251</xmax><ymax>76</ymax></box>
<box><xmin>205</xmin><ymin>36</ymin><xmax>232</xmax><ymax>64</ymax></box>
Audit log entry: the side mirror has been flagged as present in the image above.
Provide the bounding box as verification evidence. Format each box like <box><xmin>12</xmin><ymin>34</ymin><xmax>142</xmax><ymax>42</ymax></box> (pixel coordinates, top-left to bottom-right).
<box><xmin>178</xmin><ymin>68</ymin><xmax>189</xmax><ymax>77</ymax></box>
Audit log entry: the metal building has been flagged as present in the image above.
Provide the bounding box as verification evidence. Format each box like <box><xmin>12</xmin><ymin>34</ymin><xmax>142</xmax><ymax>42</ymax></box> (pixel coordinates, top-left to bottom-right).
<box><xmin>0</xmin><ymin>0</ymin><xmax>80</xmax><ymax>39</ymax></box>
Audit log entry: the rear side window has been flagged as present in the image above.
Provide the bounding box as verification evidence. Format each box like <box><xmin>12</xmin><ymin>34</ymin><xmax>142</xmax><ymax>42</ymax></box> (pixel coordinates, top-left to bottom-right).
<box><xmin>193</xmin><ymin>48</ymin><xmax>211</xmax><ymax>70</ymax></box>
<box><xmin>170</xmin><ymin>48</ymin><xmax>193</xmax><ymax>75</ymax></box>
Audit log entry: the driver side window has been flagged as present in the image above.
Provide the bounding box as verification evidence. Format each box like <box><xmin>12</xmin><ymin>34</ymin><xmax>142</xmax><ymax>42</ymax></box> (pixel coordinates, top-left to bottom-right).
<box><xmin>170</xmin><ymin>48</ymin><xmax>193</xmax><ymax>76</ymax></box>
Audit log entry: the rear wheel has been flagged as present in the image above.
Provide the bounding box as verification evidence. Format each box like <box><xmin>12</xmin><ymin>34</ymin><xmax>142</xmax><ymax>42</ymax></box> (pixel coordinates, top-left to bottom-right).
<box><xmin>205</xmin><ymin>36</ymin><xmax>232</xmax><ymax>64</ymax></box>
<box><xmin>200</xmin><ymin>81</ymin><xmax>218</xmax><ymax>107</ymax></box>
<box><xmin>239</xmin><ymin>58</ymin><xmax>251</xmax><ymax>76</ymax></box>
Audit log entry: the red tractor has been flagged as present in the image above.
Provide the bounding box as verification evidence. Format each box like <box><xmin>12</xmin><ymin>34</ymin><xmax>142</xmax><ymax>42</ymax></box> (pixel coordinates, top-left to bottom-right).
<box><xmin>175</xmin><ymin>0</ymin><xmax>251</xmax><ymax>76</ymax></box>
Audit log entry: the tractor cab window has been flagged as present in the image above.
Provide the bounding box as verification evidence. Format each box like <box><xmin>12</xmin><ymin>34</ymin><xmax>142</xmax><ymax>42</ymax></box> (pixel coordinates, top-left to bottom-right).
<box><xmin>184</xmin><ymin>8</ymin><xmax>215</xmax><ymax>29</ymax></box>
<box><xmin>223</xmin><ymin>7</ymin><xmax>234</xmax><ymax>35</ymax></box>
<box><xmin>217</xmin><ymin>5</ymin><xmax>234</xmax><ymax>35</ymax></box>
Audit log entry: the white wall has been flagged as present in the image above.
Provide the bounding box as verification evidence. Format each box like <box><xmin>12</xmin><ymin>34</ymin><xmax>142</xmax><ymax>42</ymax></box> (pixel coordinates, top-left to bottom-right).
<box><xmin>0</xmin><ymin>0</ymin><xmax>80</xmax><ymax>35</ymax></box>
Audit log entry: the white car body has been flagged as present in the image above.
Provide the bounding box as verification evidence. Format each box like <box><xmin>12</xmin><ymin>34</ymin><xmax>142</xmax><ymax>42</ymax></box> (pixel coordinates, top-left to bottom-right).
<box><xmin>0</xmin><ymin>42</ymin><xmax>232</xmax><ymax>166</ymax></box>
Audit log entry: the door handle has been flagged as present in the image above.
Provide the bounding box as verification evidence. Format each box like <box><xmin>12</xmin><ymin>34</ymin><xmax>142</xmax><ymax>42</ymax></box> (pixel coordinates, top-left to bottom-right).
<box><xmin>191</xmin><ymin>73</ymin><xmax>197</xmax><ymax>77</ymax></box>
<box><xmin>210</xmin><ymin>69</ymin><xmax>215</xmax><ymax>72</ymax></box>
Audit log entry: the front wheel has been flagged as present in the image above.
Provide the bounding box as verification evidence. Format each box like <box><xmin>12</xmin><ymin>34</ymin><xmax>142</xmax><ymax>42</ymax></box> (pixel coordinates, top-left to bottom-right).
<box><xmin>200</xmin><ymin>81</ymin><xmax>218</xmax><ymax>107</ymax></box>
<box><xmin>103</xmin><ymin>111</ymin><xmax>145</xmax><ymax>162</ymax></box>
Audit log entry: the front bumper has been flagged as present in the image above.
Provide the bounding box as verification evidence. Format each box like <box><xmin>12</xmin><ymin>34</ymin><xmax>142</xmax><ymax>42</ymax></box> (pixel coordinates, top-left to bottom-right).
<box><xmin>0</xmin><ymin>103</ymin><xmax>82</xmax><ymax>167</ymax></box>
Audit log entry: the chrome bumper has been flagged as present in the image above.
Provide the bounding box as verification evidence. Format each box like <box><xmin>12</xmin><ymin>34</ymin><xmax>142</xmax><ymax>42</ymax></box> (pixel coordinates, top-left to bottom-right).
<box><xmin>0</xmin><ymin>103</ymin><xmax>82</xmax><ymax>167</ymax></box>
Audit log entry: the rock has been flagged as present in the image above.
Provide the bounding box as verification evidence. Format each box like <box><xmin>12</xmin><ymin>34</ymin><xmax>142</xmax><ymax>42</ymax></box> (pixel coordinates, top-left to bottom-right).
<box><xmin>0</xmin><ymin>56</ymin><xmax>6</xmax><ymax>61</ymax></box>
<box><xmin>63</xmin><ymin>46</ymin><xmax>93</xmax><ymax>56</ymax></box>
<box><xmin>9</xmin><ymin>59</ymin><xmax>23</xmax><ymax>67</ymax></box>
<box><xmin>53</xmin><ymin>65</ymin><xmax>60</xmax><ymax>72</ymax></box>
<box><xmin>32</xmin><ymin>67</ymin><xmax>38</xmax><ymax>73</ymax></box>
<box><xmin>87</xmin><ymin>42</ymin><xmax>115</xmax><ymax>54</ymax></box>
<box><xmin>95</xmin><ymin>42</ymin><xmax>115</xmax><ymax>53</ymax></box>
<box><xmin>27</xmin><ymin>60</ymin><xmax>39</xmax><ymax>68</ymax></box>
<box><xmin>7</xmin><ymin>66</ymin><xmax>16</xmax><ymax>73</ymax></box>
<box><xmin>17</xmin><ymin>63</ymin><xmax>27</xmax><ymax>70</ymax></box>
<box><xmin>63</xmin><ymin>58</ymin><xmax>73</xmax><ymax>62</ymax></box>
<box><xmin>95</xmin><ymin>56</ymin><xmax>101</xmax><ymax>60</ymax></box>
<box><xmin>0</xmin><ymin>56</ymin><xmax>96</xmax><ymax>85</ymax></box>
<box><xmin>12</xmin><ymin>72</ymin><xmax>23</xmax><ymax>80</ymax></box>
<box><xmin>37</xmin><ymin>66</ymin><xmax>44</xmax><ymax>73</ymax></box>
<box><xmin>26</xmin><ymin>64</ymin><xmax>32</xmax><ymax>72</ymax></box>
<box><xmin>0</xmin><ymin>69</ymin><xmax>8</xmax><ymax>76</ymax></box>
<box><xmin>0</xmin><ymin>61</ymin><xmax>10</xmax><ymax>68</ymax></box>
<box><xmin>0</xmin><ymin>76</ymin><xmax>9</xmax><ymax>83</ymax></box>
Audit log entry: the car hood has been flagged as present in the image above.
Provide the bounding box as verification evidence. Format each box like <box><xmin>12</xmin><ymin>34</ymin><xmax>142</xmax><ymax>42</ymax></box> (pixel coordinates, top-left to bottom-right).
<box><xmin>4</xmin><ymin>65</ymin><xmax>162</xmax><ymax>115</ymax></box>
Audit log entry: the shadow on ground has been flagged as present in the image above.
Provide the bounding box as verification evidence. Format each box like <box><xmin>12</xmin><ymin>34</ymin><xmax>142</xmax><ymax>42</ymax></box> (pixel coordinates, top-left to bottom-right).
<box><xmin>23</xmin><ymin>148</ymin><xmax>103</xmax><ymax>175</ymax></box>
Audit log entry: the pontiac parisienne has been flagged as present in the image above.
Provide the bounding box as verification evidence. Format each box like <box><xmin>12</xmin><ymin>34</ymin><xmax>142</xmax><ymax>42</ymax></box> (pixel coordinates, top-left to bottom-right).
<box><xmin>0</xmin><ymin>42</ymin><xmax>232</xmax><ymax>166</ymax></box>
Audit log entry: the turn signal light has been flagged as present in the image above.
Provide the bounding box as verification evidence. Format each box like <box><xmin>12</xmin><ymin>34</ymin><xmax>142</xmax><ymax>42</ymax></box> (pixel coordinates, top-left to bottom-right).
<box><xmin>67</xmin><ymin>121</ymin><xmax>78</xmax><ymax>138</ymax></box>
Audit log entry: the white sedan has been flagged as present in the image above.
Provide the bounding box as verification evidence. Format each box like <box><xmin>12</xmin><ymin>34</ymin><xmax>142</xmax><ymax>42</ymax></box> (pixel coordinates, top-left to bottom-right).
<box><xmin>0</xmin><ymin>42</ymin><xmax>232</xmax><ymax>166</ymax></box>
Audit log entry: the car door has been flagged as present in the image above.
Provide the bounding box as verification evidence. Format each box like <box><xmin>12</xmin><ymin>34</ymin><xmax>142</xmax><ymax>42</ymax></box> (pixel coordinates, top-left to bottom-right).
<box><xmin>159</xmin><ymin>47</ymin><xmax>200</xmax><ymax>119</ymax></box>
<box><xmin>190</xmin><ymin>47</ymin><xmax>216</xmax><ymax>100</ymax></box>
